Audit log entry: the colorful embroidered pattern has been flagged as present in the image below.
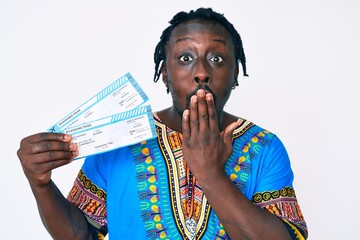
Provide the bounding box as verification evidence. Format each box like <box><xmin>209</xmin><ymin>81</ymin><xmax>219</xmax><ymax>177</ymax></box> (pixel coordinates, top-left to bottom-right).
<box><xmin>146</xmin><ymin>116</ymin><xmax>265</xmax><ymax>239</ymax></box>
<box><xmin>159</xmin><ymin>124</ymin><xmax>210</xmax><ymax>239</ymax></box>
<box><xmin>131</xmin><ymin>139</ymin><xmax>173</xmax><ymax>239</ymax></box>
<box><xmin>67</xmin><ymin>169</ymin><xmax>107</xmax><ymax>238</ymax></box>
<box><xmin>252</xmin><ymin>187</ymin><xmax>308</xmax><ymax>239</ymax></box>
<box><xmin>226</xmin><ymin>122</ymin><xmax>273</xmax><ymax>193</ymax></box>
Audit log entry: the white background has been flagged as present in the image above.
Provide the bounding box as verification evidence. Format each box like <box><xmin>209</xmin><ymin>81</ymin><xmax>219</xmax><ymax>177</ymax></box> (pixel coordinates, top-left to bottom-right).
<box><xmin>1</xmin><ymin>1</ymin><xmax>359</xmax><ymax>239</ymax></box>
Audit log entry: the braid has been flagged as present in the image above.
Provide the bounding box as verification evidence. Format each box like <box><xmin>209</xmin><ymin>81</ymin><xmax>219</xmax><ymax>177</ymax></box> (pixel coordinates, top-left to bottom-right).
<box><xmin>153</xmin><ymin>8</ymin><xmax>248</xmax><ymax>85</ymax></box>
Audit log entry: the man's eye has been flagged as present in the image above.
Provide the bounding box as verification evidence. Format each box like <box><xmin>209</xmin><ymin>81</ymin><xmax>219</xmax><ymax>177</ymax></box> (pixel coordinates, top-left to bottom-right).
<box><xmin>210</xmin><ymin>56</ymin><xmax>223</xmax><ymax>63</ymax></box>
<box><xmin>179</xmin><ymin>55</ymin><xmax>193</xmax><ymax>62</ymax></box>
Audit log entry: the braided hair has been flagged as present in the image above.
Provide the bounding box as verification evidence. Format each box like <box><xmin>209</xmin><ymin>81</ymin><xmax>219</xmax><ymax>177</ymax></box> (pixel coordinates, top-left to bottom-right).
<box><xmin>153</xmin><ymin>7</ymin><xmax>248</xmax><ymax>87</ymax></box>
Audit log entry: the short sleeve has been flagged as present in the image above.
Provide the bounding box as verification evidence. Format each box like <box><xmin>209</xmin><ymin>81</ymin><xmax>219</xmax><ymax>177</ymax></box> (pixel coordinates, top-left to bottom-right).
<box><xmin>251</xmin><ymin>135</ymin><xmax>308</xmax><ymax>239</ymax></box>
<box><xmin>67</xmin><ymin>154</ymin><xmax>109</xmax><ymax>240</ymax></box>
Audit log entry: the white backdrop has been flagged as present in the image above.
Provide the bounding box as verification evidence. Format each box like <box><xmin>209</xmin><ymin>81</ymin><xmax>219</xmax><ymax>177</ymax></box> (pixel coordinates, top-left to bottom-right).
<box><xmin>1</xmin><ymin>1</ymin><xmax>359</xmax><ymax>239</ymax></box>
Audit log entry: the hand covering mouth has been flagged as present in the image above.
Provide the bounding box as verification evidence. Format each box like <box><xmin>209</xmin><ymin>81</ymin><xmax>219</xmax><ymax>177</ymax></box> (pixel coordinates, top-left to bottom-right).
<box><xmin>184</xmin><ymin>85</ymin><xmax>217</xmax><ymax>110</ymax></box>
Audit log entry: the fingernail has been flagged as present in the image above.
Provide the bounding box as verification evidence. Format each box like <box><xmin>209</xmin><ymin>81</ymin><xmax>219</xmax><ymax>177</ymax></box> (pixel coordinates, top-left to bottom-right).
<box><xmin>73</xmin><ymin>150</ymin><xmax>79</xmax><ymax>157</ymax></box>
<box><xmin>191</xmin><ymin>95</ymin><xmax>197</xmax><ymax>103</ymax></box>
<box><xmin>64</xmin><ymin>134</ymin><xmax>72</xmax><ymax>141</ymax></box>
<box><xmin>197</xmin><ymin>89</ymin><xmax>205</xmax><ymax>97</ymax></box>
<box><xmin>69</xmin><ymin>142</ymin><xmax>76</xmax><ymax>150</ymax></box>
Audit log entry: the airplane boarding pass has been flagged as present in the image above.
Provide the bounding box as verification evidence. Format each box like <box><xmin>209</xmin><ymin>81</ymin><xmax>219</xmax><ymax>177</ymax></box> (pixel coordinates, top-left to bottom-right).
<box><xmin>62</xmin><ymin>105</ymin><xmax>157</xmax><ymax>159</ymax></box>
<box><xmin>48</xmin><ymin>72</ymin><xmax>148</xmax><ymax>133</ymax></box>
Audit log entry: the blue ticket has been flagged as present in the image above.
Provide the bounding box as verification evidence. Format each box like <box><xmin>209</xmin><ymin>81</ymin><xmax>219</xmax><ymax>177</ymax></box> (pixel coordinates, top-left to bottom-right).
<box><xmin>62</xmin><ymin>105</ymin><xmax>157</xmax><ymax>159</ymax></box>
<box><xmin>48</xmin><ymin>72</ymin><xmax>148</xmax><ymax>133</ymax></box>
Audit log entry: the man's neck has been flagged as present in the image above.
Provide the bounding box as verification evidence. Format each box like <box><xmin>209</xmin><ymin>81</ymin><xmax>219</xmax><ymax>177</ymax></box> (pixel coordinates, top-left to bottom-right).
<box><xmin>156</xmin><ymin>107</ymin><xmax>182</xmax><ymax>133</ymax></box>
<box><xmin>156</xmin><ymin>107</ymin><xmax>236</xmax><ymax>133</ymax></box>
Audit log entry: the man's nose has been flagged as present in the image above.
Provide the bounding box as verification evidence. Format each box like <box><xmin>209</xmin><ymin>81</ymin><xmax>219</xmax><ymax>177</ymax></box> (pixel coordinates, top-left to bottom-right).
<box><xmin>194</xmin><ymin>59</ymin><xmax>210</xmax><ymax>84</ymax></box>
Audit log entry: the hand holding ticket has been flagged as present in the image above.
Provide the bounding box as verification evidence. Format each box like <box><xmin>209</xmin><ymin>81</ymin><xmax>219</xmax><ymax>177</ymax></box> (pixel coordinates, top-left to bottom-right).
<box><xmin>48</xmin><ymin>73</ymin><xmax>156</xmax><ymax>159</ymax></box>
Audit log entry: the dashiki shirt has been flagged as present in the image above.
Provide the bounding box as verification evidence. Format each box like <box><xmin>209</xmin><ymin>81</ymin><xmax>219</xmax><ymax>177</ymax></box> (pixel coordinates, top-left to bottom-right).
<box><xmin>67</xmin><ymin>114</ymin><xmax>308</xmax><ymax>239</ymax></box>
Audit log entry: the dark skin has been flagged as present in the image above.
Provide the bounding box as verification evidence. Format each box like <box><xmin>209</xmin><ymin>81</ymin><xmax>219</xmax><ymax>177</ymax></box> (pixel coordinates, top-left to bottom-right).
<box><xmin>158</xmin><ymin>20</ymin><xmax>291</xmax><ymax>239</ymax></box>
<box><xmin>17</xmin><ymin>19</ymin><xmax>291</xmax><ymax>239</ymax></box>
<box><xmin>17</xmin><ymin>133</ymin><xmax>92</xmax><ymax>240</ymax></box>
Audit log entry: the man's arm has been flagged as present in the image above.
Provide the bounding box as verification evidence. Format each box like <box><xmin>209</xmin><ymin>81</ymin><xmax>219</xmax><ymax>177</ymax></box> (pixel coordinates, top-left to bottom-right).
<box><xmin>181</xmin><ymin>90</ymin><xmax>292</xmax><ymax>239</ymax></box>
<box><xmin>17</xmin><ymin>133</ymin><xmax>92</xmax><ymax>240</ymax></box>
<box><xmin>32</xmin><ymin>180</ymin><xmax>92</xmax><ymax>240</ymax></box>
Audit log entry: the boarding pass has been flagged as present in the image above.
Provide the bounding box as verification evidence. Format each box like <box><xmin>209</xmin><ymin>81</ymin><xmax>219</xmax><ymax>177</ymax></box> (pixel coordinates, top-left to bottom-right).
<box><xmin>62</xmin><ymin>105</ymin><xmax>157</xmax><ymax>159</ymax></box>
<box><xmin>47</xmin><ymin>73</ymin><xmax>156</xmax><ymax>159</ymax></box>
<box><xmin>48</xmin><ymin>72</ymin><xmax>148</xmax><ymax>133</ymax></box>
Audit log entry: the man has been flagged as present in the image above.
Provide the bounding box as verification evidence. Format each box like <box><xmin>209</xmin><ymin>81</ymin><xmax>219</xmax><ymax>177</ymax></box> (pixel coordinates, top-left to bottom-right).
<box><xmin>17</xmin><ymin>8</ymin><xmax>308</xmax><ymax>239</ymax></box>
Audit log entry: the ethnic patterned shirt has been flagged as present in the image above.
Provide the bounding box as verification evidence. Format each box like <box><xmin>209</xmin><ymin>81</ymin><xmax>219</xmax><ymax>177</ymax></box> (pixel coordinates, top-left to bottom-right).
<box><xmin>67</xmin><ymin>114</ymin><xmax>308</xmax><ymax>239</ymax></box>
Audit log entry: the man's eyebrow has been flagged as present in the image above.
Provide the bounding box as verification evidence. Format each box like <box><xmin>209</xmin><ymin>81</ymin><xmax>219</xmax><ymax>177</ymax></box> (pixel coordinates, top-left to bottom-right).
<box><xmin>213</xmin><ymin>38</ymin><xmax>227</xmax><ymax>45</ymax></box>
<box><xmin>175</xmin><ymin>37</ymin><xmax>192</xmax><ymax>43</ymax></box>
<box><xmin>175</xmin><ymin>37</ymin><xmax>227</xmax><ymax>45</ymax></box>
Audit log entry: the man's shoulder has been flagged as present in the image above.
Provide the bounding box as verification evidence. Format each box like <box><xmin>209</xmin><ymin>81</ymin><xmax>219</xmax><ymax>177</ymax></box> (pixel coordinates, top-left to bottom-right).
<box><xmin>233</xmin><ymin>117</ymin><xmax>276</xmax><ymax>143</ymax></box>
<box><xmin>233</xmin><ymin>117</ymin><xmax>270</xmax><ymax>134</ymax></box>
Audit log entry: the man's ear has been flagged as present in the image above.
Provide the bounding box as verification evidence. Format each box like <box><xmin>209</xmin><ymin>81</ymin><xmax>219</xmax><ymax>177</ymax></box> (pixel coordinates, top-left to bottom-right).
<box><xmin>161</xmin><ymin>63</ymin><xmax>168</xmax><ymax>85</ymax></box>
<box><xmin>230</xmin><ymin>65</ymin><xmax>241</xmax><ymax>90</ymax></box>
<box><xmin>161</xmin><ymin>63</ymin><xmax>170</xmax><ymax>94</ymax></box>
<box><xmin>233</xmin><ymin>65</ymin><xmax>240</xmax><ymax>88</ymax></box>
<box><xmin>234</xmin><ymin>64</ymin><xmax>239</xmax><ymax>81</ymax></box>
